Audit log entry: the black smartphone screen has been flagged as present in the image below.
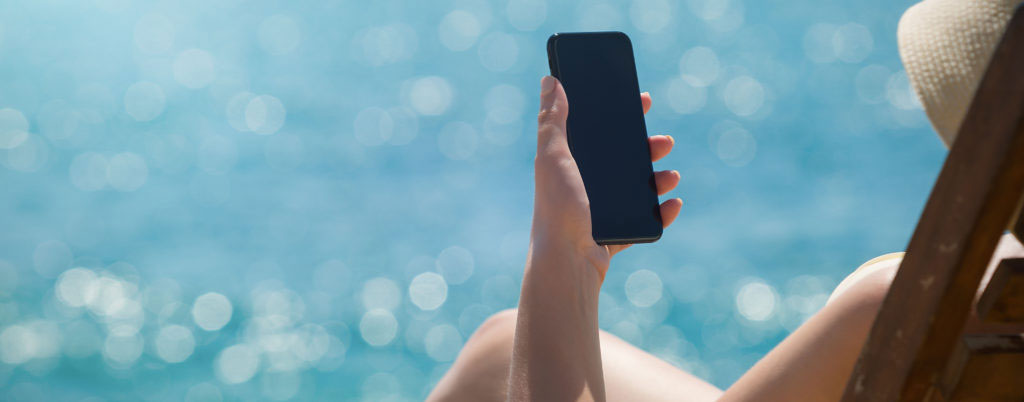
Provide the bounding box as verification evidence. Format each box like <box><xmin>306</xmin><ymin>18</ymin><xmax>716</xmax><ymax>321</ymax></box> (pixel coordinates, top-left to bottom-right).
<box><xmin>547</xmin><ymin>32</ymin><xmax>662</xmax><ymax>245</ymax></box>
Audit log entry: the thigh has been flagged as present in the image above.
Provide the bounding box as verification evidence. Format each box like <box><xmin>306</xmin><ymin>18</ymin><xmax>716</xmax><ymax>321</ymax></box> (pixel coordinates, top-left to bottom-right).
<box><xmin>719</xmin><ymin>258</ymin><xmax>900</xmax><ymax>402</ymax></box>
<box><xmin>720</xmin><ymin>235</ymin><xmax>1024</xmax><ymax>401</ymax></box>
<box><xmin>429</xmin><ymin>309</ymin><xmax>722</xmax><ymax>402</ymax></box>
<box><xmin>599</xmin><ymin>331</ymin><xmax>723</xmax><ymax>402</ymax></box>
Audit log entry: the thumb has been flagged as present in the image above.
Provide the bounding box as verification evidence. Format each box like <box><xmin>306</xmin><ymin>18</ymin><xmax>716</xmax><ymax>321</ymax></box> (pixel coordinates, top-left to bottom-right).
<box><xmin>537</xmin><ymin>76</ymin><xmax>570</xmax><ymax>156</ymax></box>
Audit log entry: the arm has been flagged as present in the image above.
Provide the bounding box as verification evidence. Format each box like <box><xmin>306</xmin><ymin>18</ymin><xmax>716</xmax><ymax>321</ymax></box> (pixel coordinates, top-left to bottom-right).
<box><xmin>509</xmin><ymin>244</ymin><xmax>607</xmax><ymax>401</ymax></box>
<box><xmin>507</xmin><ymin>76</ymin><xmax>682</xmax><ymax>401</ymax></box>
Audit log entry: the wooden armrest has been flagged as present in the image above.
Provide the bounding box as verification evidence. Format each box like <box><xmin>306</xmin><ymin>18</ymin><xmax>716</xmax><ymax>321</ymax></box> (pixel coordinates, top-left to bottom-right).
<box><xmin>976</xmin><ymin>258</ymin><xmax>1024</xmax><ymax>323</ymax></box>
<box><xmin>1014</xmin><ymin>199</ymin><xmax>1024</xmax><ymax>242</ymax></box>
<box><xmin>949</xmin><ymin>334</ymin><xmax>1024</xmax><ymax>401</ymax></box>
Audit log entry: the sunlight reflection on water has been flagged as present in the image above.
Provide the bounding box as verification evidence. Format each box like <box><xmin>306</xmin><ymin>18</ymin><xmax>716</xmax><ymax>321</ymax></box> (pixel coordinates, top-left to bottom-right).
<box><xmin>0</xmin><ymin>0</ymin><xmax>940</xmax><ymax>399</ymax></box>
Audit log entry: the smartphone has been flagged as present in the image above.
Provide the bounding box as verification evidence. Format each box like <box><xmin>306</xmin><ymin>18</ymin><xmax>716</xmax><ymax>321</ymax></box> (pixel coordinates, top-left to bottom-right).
<box><xmin>546</xmin><ymin>31</ymin><xmax>663</xmax><ymax>245</ymax></box>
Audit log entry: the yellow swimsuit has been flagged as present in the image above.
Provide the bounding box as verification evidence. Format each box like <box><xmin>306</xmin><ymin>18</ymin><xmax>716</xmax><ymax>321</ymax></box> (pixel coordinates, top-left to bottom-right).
<box><xmin>827</xmin><ymin>252</ymin><xmax>905</xmax><ymax>305</ymax></box>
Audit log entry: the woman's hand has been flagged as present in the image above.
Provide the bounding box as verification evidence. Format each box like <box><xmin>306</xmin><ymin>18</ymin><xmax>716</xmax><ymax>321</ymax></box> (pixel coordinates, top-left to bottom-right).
<box><xmin>531</xmin><ymin>75</ymin><xmax>683</xmax><ymax>281</ymax></box>
<box><xmin>509</xmin><ymin>76</ymin><xmax>682</xmax><ymax>401</ymax></box>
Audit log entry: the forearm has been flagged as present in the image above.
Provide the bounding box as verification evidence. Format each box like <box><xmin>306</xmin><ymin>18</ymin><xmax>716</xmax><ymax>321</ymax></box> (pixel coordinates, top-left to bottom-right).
<box><xmin>508</xmin><ymin>242</ymin><xmax>606</xmax><ymax>402</ymax></box>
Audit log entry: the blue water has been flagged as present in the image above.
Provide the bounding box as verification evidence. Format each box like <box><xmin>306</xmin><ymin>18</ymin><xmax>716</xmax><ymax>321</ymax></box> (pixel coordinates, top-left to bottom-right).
<box><xmin>0</xmin><ymin>0</ymin><xmax>945</xmax><ymax>400</ymax></box>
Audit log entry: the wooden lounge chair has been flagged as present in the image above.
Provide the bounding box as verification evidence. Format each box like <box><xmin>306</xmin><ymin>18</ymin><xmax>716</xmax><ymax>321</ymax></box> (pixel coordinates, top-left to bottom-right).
<box><xmin>841</xmin><ymin>6</ymin><xmax>1024</xmax><ymax>402</ymax></box>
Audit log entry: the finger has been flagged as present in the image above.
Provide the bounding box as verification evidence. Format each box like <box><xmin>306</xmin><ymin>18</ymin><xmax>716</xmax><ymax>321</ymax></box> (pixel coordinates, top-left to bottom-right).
<box><xmin>608</xmin><ymin>243</ymin><xmax>630</xmax><ymax>257</ymax></box>
<box><xmin>641</xmin><ymin>92</ymin><xmax>652</xmax><ymax>114</ymax></box>
<box><xmin>537</xmin><ymin>76</ymin><xmax>570</xmax><ymax>156</ymax></box>
<box><xmin>654</xmin><ymin>170</ymin><xmax>680</xmax><ymax>195</ymax></box>
<box><xmin>649</xmin><ymin>135</ymin><xmax>674</xmax><ymax>162</ymax></box>
<box><xmin>659</xmin><ymin>198</ymin><xmax>683</xmax><ymax>228</ymax></box>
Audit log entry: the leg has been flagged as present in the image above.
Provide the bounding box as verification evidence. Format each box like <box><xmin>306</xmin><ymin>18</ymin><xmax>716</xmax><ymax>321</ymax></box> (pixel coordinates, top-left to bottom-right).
<box><xmin>721</xmin><ymin>257</ymin><xmax>900</xmax><ymax>401</ymax></box>
<box><xmin>429</xmin><ymin>309</ymin><xmax>518</xmax><ymax>402</ymax></box>
<box><xmin>428</xmin><ymin>309</ymin><xmax>723</xmax><ymax>402</ymax></box>
<box><xmin>722</xmin><ymin>235</ymin><xmax>1024</xmax><ymax>401</ymax></box>
<box><xmin>599</xmin><ymin>330</ymin><xmax>723</xmax><ymax>401</ymax></box>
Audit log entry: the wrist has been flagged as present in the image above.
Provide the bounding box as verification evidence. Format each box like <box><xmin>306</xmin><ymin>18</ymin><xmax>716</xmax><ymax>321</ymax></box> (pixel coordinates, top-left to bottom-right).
<box><xmin>531</xmin><ymin>222</ymin><xmax>611</xmax><ymax>266</ymax></box>
<box><xmin>525</xmin><ymin>239</ymin><xmax>607</xmax><ymax>293</ymax></box>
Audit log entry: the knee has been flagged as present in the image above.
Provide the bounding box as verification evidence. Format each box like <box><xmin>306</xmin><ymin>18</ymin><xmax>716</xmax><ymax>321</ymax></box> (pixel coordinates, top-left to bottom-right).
<box><xmin>827</xmin><ymin>257</ymin><xmax>901</xmax><ymax>327</ymax></box>
<box><xmin>447</xmin><ymin>308</ymin><xmax>518</xmax><ymax>377</ymax></box>
<box><xmin>428</xmin><ymin>309</ymin><xmax>518</xmax><ymax>402</ymax></box>
<box><xmin>470</xmin><ymin>308</ymin><xmax>518</xmax><ymax>346</ymax></box>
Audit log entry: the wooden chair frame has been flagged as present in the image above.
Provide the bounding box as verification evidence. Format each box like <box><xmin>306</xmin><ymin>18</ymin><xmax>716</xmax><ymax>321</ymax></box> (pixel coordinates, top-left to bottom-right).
<box><xmin>841</xmin><ymin>6</ymin><xmax>1024</xmax><ymax>401</ymax></box>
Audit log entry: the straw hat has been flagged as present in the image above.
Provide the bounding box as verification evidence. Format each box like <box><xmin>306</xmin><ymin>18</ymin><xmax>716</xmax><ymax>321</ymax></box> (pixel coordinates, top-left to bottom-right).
<box><xmin>897</xmin><ymin>0</ymin><xmax>1024</xmax><ymax>146</ymax></box>
<box><xmin>830</xmin><ymin>2</ymin><xmax>1024</xmax><ymax>304</ymax></box>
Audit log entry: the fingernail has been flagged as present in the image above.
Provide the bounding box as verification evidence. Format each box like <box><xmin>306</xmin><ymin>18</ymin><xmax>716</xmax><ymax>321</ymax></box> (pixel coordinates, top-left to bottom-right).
<box><xmin>540</xmin><ymin>76</ymin><xmax>557</xmax><ymax>111</ymax></box>
<box><xmin>541</xmin><ymin>76</ymin><xmax>555</xmax><ymax>95</ymax></box>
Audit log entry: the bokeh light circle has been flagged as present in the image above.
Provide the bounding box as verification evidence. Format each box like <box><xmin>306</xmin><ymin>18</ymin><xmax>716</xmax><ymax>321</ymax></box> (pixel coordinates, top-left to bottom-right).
<box><xmin>355</xmin><ymin>23</ymin><xmax>417</xmax><ymax>66</ymax></box>
<box><xmin>0</xmin><ymin>325</ymin><xmax>35</xmax><ymax>364</ymax></box>
<box><xmin>631</xmin><ymin>0</ymin><xmax>672</xmax><ymax>34</ymax></box>
<box><xmin>723</xmin><ymin>76</ymin><xmax>765</xmax><ymax>117</ymax></box>
<box><xmin>2</xmin><ymin>133</ymin><xmax>50</xmax><ymax>172</ymax></box>
<box><xmin>359</xmin><ymin>309</ymin><xmax>398</xmax><ymax>346</ymax></box>
<box><xmin>679</xmin><ymin>47</ymin><xmax>720</xmax><ymax>87</ymax></box>
<box><xmin>409</xmin><ymin>272</ymin><xmax>448</xmax><ymax>311</ymax></box>
<box><xmin>832</xmin><ymin>23</ymin><xmax>873</xmax><ymax>63</ymax></box>
<box><xmin>155</xmin><ymin>324</ymin><xmax>196</xmax><ymax>363</ymax></box>
<box><xmin>103</xmin><ymin>332</ymin><xmax>144</xmax><ymax>367</ymax></box>
<box><xmin>408</xmin><ymin>76</ymin><xmax>453</xmax><ymax>116</ymax></box>
<box><xmin>736</xmin><ymin>280</ymin><xmax>778</xmax><ymax>321</ymax></box>
<box><xmin>477</xmin><ymin>32</ymin><xmax>519</xmax><ymax>72</ymax></box>
<box><xmin>192</xmin><ymin>292</ymin><xmax>233</xmax><ymax>331</ymax></box>
<box><xmin>215</xmin><ymin>344</ymin><xmax>260</xmax><ymax>384</ymax></box>
<box><xmin>484</xmin><ymin>84</ymin><xmax>526</xmax><ymax>124</ymax></box>
<box><xmin>36</xmin><ymin>100</ymin><xmax>81</xmax><ymax>141</ymax></box>
<box><xmin>625</xmin><ymin>269</ymin><xmax>664</xmax><ymax>307</ymax></box>
<box><xmin>436</xmin><ymin>246</ymin><xmax>474</xmax><ymax>284</ymax></box>
<box><xmin>0</xmin><ymin>321</ymin><xmax>61</xmax><ymax>365</ymax></box>
<box><xmin>507</xmin><ymin>0</ymin><xmax>547</xmax><ymax>31</ymax></box>
<box><xmin>855</xmin><ymin>64</ymin><xmax>891</xmax><ymax>104</ymax></box>
<box><xmin>0</xmin><ymin>108</ymin><xmax>29</xmax><ymax>149</ymax></box>
<box><xmin>361</xmin><ymin>277</ymin><xmax>402</xmax><ymax>311</ymax></box>
<box><xmin>439</xmin><ymin>10</ymin><xmax>481</xmax><ymax>51</ymax></box>
<box><xmin>245</xmin><ymin>95</ymin><xmax>286</xmax><ymax>135</ymax></box>
<box><xmin>709</xmin><ymin>120</ymin><xmax>757</xmax><ymax>167</ymax></box>
<box><xmin>106</xmin><ymin>152</ymin><xmax>149</xmax><ymax>192</ymax></box>
<box><xmin>56</xmin><ymin>267</ymin><xmax>99</xmax><ymax>307</ymax></box>
<box><xmin>124</xmin><ymin>81</ymin><xmax>166</xmax><ymax>122</ymax></box>
<box><xmin>424</xmin><ymin>324</ymin><xmax>463</xmax><ymax>362</ymax></box>
<box><xmin>886</xmin><ymin>70</ymin><xmax>921</xmax><ymax>110</ymax></box>
<box><xmin>666</xmin><ymin>77</ymin><xmax>707</xmax><ymax>114</ymax></box>
<box><xmin>226</xmin><ymin>92</ymin><xmax>257</xmax><ymax>132</ymax></box>
<box><xmin>386</xmin><ymin>107</ymin><xmax>419</xmax><ymax>145</ymax></box>
<box><xmin>173</xmin><ymin>49</ymin><xmax>216</xmax><ymax>89</ymax></box>
<box><xmin>803</xmin><ymin>23</ymin><xmax>838</xmax><ymax>63</ymax></box>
